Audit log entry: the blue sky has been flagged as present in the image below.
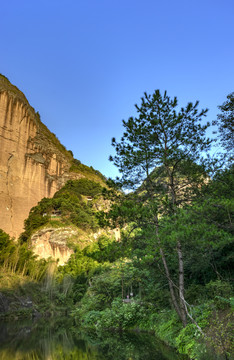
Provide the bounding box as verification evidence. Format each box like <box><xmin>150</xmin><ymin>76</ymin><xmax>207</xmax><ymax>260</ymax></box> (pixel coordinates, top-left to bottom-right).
<box><xmin>1</xmin><ymin>0</ymin><xmax>233</xmax><ymax>178</ymax></box>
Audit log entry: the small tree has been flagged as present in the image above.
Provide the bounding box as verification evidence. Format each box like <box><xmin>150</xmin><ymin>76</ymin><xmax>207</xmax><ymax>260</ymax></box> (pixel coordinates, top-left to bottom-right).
<box><xmin>110</xmin><ymin>90</ymin><xmax>211</xmax><ymax>327</ymax></box>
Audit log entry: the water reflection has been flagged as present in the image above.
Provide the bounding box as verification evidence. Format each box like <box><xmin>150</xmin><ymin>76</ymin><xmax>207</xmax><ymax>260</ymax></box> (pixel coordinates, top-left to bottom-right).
<box><xmin>0</xmin><ymin>319</ymin><xmax>182</xmax><ymax>360</ymax></box>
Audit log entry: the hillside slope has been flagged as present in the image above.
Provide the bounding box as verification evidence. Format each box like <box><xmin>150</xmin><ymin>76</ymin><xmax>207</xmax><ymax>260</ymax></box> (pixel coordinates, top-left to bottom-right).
<box><xmin>0</xmin><ymin>74</ymin><xmax>105</xmax><ymax>238</ymax></box>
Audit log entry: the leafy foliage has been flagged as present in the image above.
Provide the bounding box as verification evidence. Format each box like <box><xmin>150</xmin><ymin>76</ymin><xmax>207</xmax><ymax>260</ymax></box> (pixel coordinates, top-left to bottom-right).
<box><xmin>20</xmin><ymin>179</ymin><xmax>104</xmax><ymax>241</ymax></box>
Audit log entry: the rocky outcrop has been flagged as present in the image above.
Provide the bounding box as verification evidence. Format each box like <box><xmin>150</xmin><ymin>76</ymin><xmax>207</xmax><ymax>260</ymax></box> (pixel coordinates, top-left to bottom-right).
<box><xmin>0</xmin><ymin>75</ymin><xmax>82</xmax><ymax>238</ymax></box>
<box><xmin>30</xmin><ymin>227</ymin><xmax>77</xmax><ymax>265</ymax></box>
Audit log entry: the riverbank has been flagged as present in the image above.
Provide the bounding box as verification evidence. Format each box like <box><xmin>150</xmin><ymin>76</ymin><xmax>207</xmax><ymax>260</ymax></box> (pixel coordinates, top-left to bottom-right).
<box><xmin>1</xmin><ymin>270</ymin><xmax>233</xmax><ymax>359</ymax></box>
<box><xmin>71</xmin><ymin>298</ymin><xmax>233</xmax><ymax>360</ymax></box>
<box><xmin>1</xmin><ymin>252</ymin><xmax>233</xmax><ymax>360</ymax></box>
<box><xmin>0</xmin><ymin>318</ymin><xmax>182</xmax><ymax>360</ymax></box>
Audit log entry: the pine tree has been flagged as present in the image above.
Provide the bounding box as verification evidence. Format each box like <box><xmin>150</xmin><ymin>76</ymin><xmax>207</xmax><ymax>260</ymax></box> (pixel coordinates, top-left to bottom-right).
<box><xmin>110</xmin><ymin>90</ymin><xmax>211</xmax><ymax>327</ymax></box>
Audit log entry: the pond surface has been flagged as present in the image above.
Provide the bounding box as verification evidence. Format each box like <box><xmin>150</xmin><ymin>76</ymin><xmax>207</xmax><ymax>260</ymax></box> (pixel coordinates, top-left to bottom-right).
<box><xmin>0</xmin><ymin>319</ymin><xmax>183</xmax><ymax>360</ymax></box>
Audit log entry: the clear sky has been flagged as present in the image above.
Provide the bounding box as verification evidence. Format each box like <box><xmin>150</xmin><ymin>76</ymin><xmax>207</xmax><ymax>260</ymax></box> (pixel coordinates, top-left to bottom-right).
<box><xmin>1</xmin><ymin>0</ymin><xmax>233</xmax><ymax>178</ymax></box>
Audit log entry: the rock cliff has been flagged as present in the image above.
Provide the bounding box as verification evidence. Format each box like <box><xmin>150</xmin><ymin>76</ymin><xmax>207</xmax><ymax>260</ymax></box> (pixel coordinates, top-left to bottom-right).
<box><xmin>0</xmin><ymin>75</ymin><xmax>98</xmax><ymax>239</ymax></box>
<box><xmin>30</xmin><ymin>227</ymin><xmax>77</xmax><ymax>265</ymax></box>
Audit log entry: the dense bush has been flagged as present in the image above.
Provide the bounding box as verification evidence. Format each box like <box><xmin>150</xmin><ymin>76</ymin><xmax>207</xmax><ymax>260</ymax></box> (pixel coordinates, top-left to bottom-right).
<box><xmin>20</xmin><ymin>179</ymin><xmax>104</xmax><ymax>241</ymax></box>
<box><xmin>56</xmin><ymin>178</ymin><xmax>103</xmax><ymax>198</ymax></box>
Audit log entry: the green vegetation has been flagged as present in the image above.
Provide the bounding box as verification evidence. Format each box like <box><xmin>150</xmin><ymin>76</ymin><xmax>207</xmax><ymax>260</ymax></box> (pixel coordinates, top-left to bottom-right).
<box><xmin>0</xmin><ymin>229</ymin><xmax>48</xmax><ymax>281</ymax></box>
<box><xmin>20</xmin><ymin>178</ymin><xmax>105</xmax><ymax>242</ymax></box>
<box><xmin>0</xmin><ymin>89</ymin><xmax>233</xmax><ymax>359</ymax></box>
<box><xmin>69</xmin><ymin>159</ymin><xmax>107</xmax><ymax>184</ymax></box>
<box><xmin>0</xmin><ymin>229</ymin><xmax>63</xmax><ymax>320</ymax></box>
<box><xmin>66</xmin><ymin>168</ymin><xmax>233</xmax><ymax>359</ymax></box>
<box><xmin>0</xmin><ymin>178</ymin><xmax>109</xmax><ymax>320</ymax></box>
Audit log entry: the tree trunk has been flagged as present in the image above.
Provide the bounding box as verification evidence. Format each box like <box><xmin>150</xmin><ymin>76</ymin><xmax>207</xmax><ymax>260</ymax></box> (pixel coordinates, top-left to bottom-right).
<box><xmin>165</xmin><ymin>165</ymin><xmax>187</xmax><ymax>327</ymax></box>
<box><xmin>159</xmin><ymin>247</ymin><xmax>183</xmax><ymax>321</ymax></box>
<box><xmin>177</xmin><ymin>240</ymin><xmax>187</xmax><ymax>327</ymax></box>
<box><xmin>155</xmin><ymin>216</ymin><xmax>185</xmax><ymax>324</ymax></box>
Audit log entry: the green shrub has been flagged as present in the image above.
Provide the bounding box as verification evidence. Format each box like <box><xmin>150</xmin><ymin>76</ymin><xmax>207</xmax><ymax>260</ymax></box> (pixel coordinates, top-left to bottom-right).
<box><xmin>152</xmin><ymin>310</ymin><xmax>182</xmax><ymax>347</ymax></box>
<box><xmin>175</xmin><ymin>324</ymin><xmax>205</xmax><ymax>359</ymax></box>
<box><xmin>205</xmin><ymin>280</ymin><xmax>233</xmax><ymax>309</ymax></box>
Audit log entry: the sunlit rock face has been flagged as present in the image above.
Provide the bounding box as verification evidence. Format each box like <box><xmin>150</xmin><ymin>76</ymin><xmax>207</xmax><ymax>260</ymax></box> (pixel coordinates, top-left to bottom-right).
<box><xmin>30</xmin><ymin>227</ymin><xmax>76</xmax><ymax>265</ymax></box>
<box><xmin>0</xmin><ymin>75</ymin><xmax>76</xmax><ymax>238</ymax></box>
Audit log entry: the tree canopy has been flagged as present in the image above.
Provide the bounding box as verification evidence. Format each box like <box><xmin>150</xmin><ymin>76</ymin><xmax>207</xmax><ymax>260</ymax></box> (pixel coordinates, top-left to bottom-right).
<box><xmin>110</xmin><ymin>90</ymin><xmax>211</xmax><ymax>193</ymax></box>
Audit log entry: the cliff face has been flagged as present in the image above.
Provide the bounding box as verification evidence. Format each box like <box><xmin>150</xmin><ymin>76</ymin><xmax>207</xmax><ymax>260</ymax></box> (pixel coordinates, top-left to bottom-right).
<box><xmin>30</xmin><ymin>227</ymin><xmax>76</xmax><ymax>265</ymax></box>
<box><xmin>0</xmin><ymin>75</ymin><xmax>80</xmax><ymax>238</ymax></box>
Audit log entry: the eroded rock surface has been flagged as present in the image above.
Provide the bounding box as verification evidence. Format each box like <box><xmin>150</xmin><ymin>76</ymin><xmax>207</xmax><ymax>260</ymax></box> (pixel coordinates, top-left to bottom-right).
<box><xmin>0</xmin><ymin>75</ymin><xmax>81</xmax><ymax>238</ymax></box>
<box><xmin>30</xmin><ymin>227</ymin><xmax>76</xmax><ymax>265</ymax></box>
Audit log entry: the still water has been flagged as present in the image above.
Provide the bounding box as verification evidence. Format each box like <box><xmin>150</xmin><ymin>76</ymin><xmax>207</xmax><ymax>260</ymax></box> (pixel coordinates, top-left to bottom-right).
<box><xmin>0</xmin><ymin>319</ymin><xmax>183</xmax><ymax>360</ymax></box>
